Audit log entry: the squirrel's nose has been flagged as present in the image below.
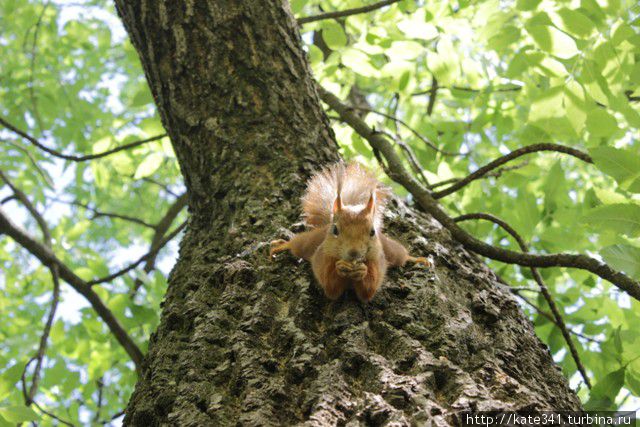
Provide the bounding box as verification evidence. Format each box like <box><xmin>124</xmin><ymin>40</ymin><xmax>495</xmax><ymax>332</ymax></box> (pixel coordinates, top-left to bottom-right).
<box><xmin>348</xmin><ymin>249</ymin><xmax>360</xmax><ymax>260</ymax></box>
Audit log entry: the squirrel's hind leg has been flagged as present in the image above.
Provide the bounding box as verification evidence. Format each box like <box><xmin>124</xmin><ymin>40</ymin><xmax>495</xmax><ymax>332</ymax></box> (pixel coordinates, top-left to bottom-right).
<box><xmin>381</xmin><ymin>233</ymin><xmax>431</xmax><ymax>268</ymax></box>
<box><xmin>406</xmin><ymin>256</ymin><xmax>432</xmax><ymax>267</ymax></box>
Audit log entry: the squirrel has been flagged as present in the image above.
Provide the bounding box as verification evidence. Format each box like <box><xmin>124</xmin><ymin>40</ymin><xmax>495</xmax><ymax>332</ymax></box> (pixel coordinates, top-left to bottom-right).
<box><xmin>270</xmin><ymin>162</ymin><xmax>430</xmax><ymax>302</ymax></box>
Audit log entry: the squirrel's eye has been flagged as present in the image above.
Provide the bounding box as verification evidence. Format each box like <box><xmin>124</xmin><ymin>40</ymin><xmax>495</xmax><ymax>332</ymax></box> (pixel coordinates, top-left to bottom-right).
<box><xmin>332</xmin><ymin>225</ymin><xmax>339</xmax><ymax>236</ymax></box>
<box><xmin>370</xmin><ymin>228</ymin><xmax>376</xmax><ymax>237</ymax></box>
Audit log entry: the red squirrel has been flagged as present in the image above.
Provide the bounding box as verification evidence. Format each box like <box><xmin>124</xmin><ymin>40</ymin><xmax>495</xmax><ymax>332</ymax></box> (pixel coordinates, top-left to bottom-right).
<box><xmin>270</xmin><ymin>162</ymin><xmax>430</xmax><ymax>302</ymax></box>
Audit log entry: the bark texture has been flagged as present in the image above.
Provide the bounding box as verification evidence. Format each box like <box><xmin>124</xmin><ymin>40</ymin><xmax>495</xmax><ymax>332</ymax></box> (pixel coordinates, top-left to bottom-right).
<box><xmin>114</xmin><ymin>1</ymin><xmax>581</xmax><ymax>425</ymax></box>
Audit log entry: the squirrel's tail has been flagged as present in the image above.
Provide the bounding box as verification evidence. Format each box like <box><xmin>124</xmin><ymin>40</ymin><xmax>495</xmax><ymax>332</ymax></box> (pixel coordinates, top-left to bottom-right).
<box><xmin>302</xmin><ymin>162</ymin><xmax>389</xmax><ymax>227</ymax></box>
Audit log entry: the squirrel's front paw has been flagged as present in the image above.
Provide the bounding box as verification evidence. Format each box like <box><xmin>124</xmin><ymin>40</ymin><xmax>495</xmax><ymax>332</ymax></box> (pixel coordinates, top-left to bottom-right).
<box><xmin>336</xmin><ymin>260</ymin><xmax>353</xmax><ymax>277</ymax></box>
<box><xmin>346</xmin><ymin>262</ymin><xmax>368</xmax><ymax>281</ymax></box>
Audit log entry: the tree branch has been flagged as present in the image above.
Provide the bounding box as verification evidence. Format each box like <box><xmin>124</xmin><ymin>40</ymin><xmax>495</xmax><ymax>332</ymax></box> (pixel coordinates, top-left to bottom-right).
<box><xmin>297</xmin><ymin>0</ymin><xmax>401</xmax><ymax>24</ymax></box>
<box><xmin>143</xmin><ymin>194</ymin><xmax>187</xmax><ymax>267</ymax></box>
<box><xmin>316</xmin><ymin>84</ymin><xmax>640</xmax><ymax>302</ymax></box>
<box><xmin>88</xmin><ymin>220</ymin><xmax>187</xmax><ymax>286</ymax></box>
<box><xmin>432</xmin><ymin>144</ymin><xmax>592</xmax><ymax>198</ymax></box>
<box><xmin>131</xmin><ymin>194</ymin><xmax>188</xmax><ymax>296</ymax></box>
<box><xmin>0</xmin><ymin>208</ymin><xmax>144</xmax><ymax>369</ymax></box>
<box><xmin>0</xmin><ymin>116</ymin><xmax>166</xmax><ymax>162</ymax></box>
<box><xmin>51</xmin><ymin>197</ymin><xmax>156</xmax><ymax>229</ymax></box>
<box><xmin>412</xmin><ymin>83</ymin><xmax>524</xmax><ymax>96</ymax></box>
<box><xmin>2</xmin><ymin>170</ymin><xmax>66</xmax><ymax>403</ymax></box>
<box><xmin>454</xmin><ymin>212</ymin><xmax>591</xmax><ymax>388</ymax></box>
<box><xmin>0</xmin><ymin>170</ymin><xmax>51</xmax><ymax>244</ymax></box>
<box><xmin>22</xmin><ymin>265</ymin><xmax>60</xmax><ymax>404</ymax></box>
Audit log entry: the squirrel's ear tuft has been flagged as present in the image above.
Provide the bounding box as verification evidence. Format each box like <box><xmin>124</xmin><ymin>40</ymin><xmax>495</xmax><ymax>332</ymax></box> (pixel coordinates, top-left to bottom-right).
<box><xmin>363</xmin><ymin>192</ymin><xmax>375</xmax><ymax>216</ymax></box>
<box><xmin>333</xmin><ymin>193</ymin><xmax>343</xmax><ymax>214</ymax></box>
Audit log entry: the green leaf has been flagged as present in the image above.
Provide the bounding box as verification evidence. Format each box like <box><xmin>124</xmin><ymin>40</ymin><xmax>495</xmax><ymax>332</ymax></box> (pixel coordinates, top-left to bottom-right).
<box><xmin>526</xmin><ymin>24</ymin><xmax>578</xmax><ymax>59</ymax></box>
<box><xmin>134</xmin><ymin>153</ymin><xmax>164</xmax><ymax>179</ymax></box>
<box><xmin>553</xmin><ymin>8</ymin><xmax>595</xmax><ymax>38</ymax></box>
<box><xmin>0</xmin><ymin>406</ymin><xmax>40</xmax><ymax>423</ymax></box>
<box><xmin>586</xmin><ymin>109</ymin><xmax>619</xmax><ymax>137</ymax></box>
<box><xmin>132</xmin><ymin>87</ymin><xmax>153</xmax><ymax>107</ymax></box>
<box><xmin>341</xmin><ymin>48</ymin><xmax>378</xmax><ymax>77</ymax></box>
<box><xmin>0</xmin><ymin>364</ymin><xmax>23</xmax><ymax>400</ymax></box>
<box><xmin>627</xmin><ymin>369</ymin><xmax>640</xmax><ymax>396</ymax></box>
<box><xmin>396</xmin><ymin>9</ymin><xmax>438</xmax><ymax>40</ymax></box>
<box><xmin>322</xmin><ymin>21</ymin><xmax>347</xmax><ymax>50</ymax></box>
<box><xmin>585</xmin><ymin>367</ymin><xmax>625</xmax><ymax>410</ymax></box>
<box><xmin>389</xmin><ymin>41</ymin><xmax>425</xmax><ymax>61</ymax></box>
<box><xmin>589</xmin><ymin>146</ymin><xmax>640</xmax><ymax>187</ymax></box>
<box><xmin>601</xmin><ymin>245</ymin><xmax>640</xmax><ymax>278</ymax></box>
<box><xmin>290</xmin><ymin>0</ymin><xmax>307</xmax><ymax>14</ymax></box>
<box><xmin>583</xmin><ymin>204</ymin><xmax>640</xmax><ymax>237</ymax></box>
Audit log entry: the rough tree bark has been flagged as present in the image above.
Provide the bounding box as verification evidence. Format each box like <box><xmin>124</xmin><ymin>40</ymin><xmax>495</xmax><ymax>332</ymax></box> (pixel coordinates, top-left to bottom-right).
<box><xmin>114</xmin><ymin>1</ymin><xmax>581</xmax><ymax>425</ymax></box>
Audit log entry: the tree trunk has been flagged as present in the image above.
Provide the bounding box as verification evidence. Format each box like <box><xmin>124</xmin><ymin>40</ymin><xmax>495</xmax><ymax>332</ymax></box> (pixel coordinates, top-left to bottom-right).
<box><xmin>114</xmin><ymin>1</ymin><xmax>581</xmax><ymax>425</ymax></box>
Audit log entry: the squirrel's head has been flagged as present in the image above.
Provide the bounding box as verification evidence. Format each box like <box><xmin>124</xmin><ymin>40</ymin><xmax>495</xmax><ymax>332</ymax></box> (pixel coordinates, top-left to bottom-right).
<box><xmin>325</xmin><ymin>191</ymin><xmax>382</xmax><ymax>262</ymax></box>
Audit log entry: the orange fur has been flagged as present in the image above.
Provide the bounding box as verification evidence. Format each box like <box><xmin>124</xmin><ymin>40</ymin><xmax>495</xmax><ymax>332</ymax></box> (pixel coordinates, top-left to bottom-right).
<box><xmin>312</xmin><ymin>252</ymin><xmax>348</xmax><ymax>299</ymax></box>
<box><xmin>354</xmin><ymin>258</ymin><xmax>386</xmax><ymax>302</ymax></box>
<box><xmin>269</xmin><ymin>162</ymin><xmax>430</xmax><ymax>302</ymax></box>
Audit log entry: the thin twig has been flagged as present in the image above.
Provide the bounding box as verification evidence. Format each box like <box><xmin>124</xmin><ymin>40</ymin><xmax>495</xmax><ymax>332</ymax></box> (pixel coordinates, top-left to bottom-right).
<box><xmin>432</xmin><ymin>144</ymin><xmax>592</xmax><ymax>198</ymax></box>
<box><xmin>4</xmin><ymin>140</ymin><xmax>53</xmax><ymax>187</ymax></box>
<box><xmin>26</xmin><ymin>1</ymin><xmax>51</xmax><ymax>133</ymax></box>
<box><xmin>31</xmin><ymin>399</ymin><xmax>76</xmax><ymax>427</ymax></box>
<box><xmin>50</xmin><ymin>197</ymin><xmax>156</xmax><ymax>229</ymax></box>
<box><xmin>349</xmin><ymin>106</ymin><xmax>464</xmax><ymax>156</ymax></box>
<box><xmin>88</xmin><ymin>220</ymin><xmax>187</xmax><ymax>286</ymax></box>
<box><xmin>428</xmin><ymin>161</ymin><xmax>529</xmax><ymax>190</ymax></box>
<box><xmin>297</xmin><ymin>0</ymin><xmax>401</xmax><ymax>24</ymax></box>
<box><xmin>142</xmin><ymin>177</ymin><xmax>180</xmax><ymax>197</ymax></box>
<box><xmin>23</xmin><ymin>265</ymin><xmax>60</xmax><ymax>404</ymax></box>
<box><xmin>454</xmin><ymin>212</ymin><xmax>591</xmax><ymax>388</ymax></box>
<box><xmin>94</xmin><ymin>378</ymin><xmax>104</xmax><ymax>423</ymax></box>
<box><xmin>316</xmin><ymin>84</ymin><xmax>640</xmax><ymax>302</ymax></box>
<box><xmin>100</xmin><ymin>409</ymin><xmax>125</xmax><ymax>425</ymax></box>
<box><xmin>0</xmin><ymin>116</ymin><xmax>166</xmax><ymax>162</ymax></box>
<box><xmin>426</xmin><ymin>77</ymin><xmax>438</xmax><ymax>116</ymax></box>
<box><xmin>514</xmin><ymin>292</ymin><xmax>601</xmax><ymax>343</ymax></box>
<box><xmin>1</xmin><ymin>195</ymin><xmax>17</xmax><ymax>204</ymax></box>
<box><xmin>412</xmin><ymin>83</ymin><xmax>524</xmax><ymax>96</ymax></box>
<box><xmin>377</xmin><ymin>129</ymin><xmax>430</xmax><ymax>188</ymax></box>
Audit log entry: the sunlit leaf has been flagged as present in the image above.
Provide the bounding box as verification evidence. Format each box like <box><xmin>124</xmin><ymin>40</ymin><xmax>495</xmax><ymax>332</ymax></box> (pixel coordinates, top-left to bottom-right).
<box><xmin>0</xmin><ymin>406</ymin><xmax>39</xmax><ymax>423</ymax></box>
<box><xmin>601</xmin><ymin>245</ymin><xmax>640</xmax><ymax>278</ymax></box>
<box><xmin>583</xmin><ymin>204</ymin><xmax>640</xmax><ymax>237</ymax></box>
<box><xmin>134</xmin><ymin>153</ymin><xmax>164</xmax><ymax>179</ymax></box>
